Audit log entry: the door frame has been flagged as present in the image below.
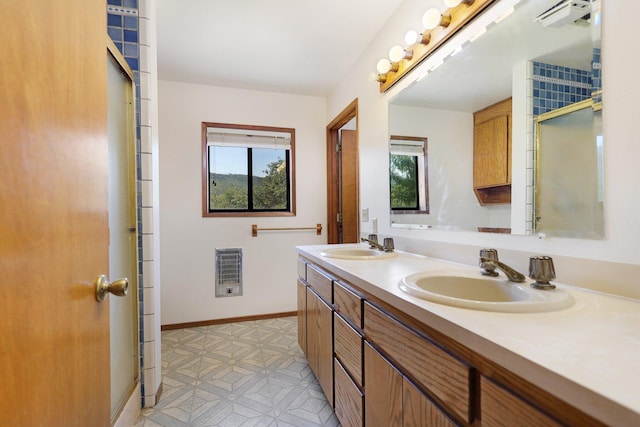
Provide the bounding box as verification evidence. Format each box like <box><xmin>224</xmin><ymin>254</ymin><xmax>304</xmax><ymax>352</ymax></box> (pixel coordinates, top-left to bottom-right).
<box><xmin>326</xmin><ymin>99</ymin><xmax>359</xmax><ymax>244</ymax></box>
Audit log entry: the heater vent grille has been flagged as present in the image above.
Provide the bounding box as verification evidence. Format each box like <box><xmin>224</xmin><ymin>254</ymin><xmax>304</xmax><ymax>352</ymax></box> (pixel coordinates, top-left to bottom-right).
<box><xmin>215</xmin><ymin>248</ymin><xmax>243</xmax><ymax>297</ymax></box>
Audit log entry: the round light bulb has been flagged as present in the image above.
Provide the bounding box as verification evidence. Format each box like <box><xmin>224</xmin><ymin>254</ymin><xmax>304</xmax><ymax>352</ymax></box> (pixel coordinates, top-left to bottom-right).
<box><xmin>368</xmin><ymin>71</ymin><xmax>379</xmax><ymax>82</ymax></box>
<box><xmin>422</xmin><ymin>8</ymin><xmax>443</xmax><ymax>30</ymax></box>
<box><xmin>443</xmin><ymin>0</ymin><xmax>462</xmax><ymax>7</ymax></box>
<box><xmin>376</xmin><ymin>58</ymin><xmax>391</xmax><ymax>74</ymax></box>
<box><xmin>388</xmin><ymin>45</ymin><xmax>406</xmax><ymax>63</ymax></box>
<box><xmin>404</xmin><ymin>30</ymin><xmax>419</xmax><ymax>45</ymax></box>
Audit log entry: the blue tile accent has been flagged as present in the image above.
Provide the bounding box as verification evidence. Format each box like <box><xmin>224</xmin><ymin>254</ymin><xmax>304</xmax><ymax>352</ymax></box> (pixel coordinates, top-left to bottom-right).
<box><xmin>532</xmin><ymin>61</ymin><xmax>593</xmax><ymax>116</ymax></box>
<box><xmin>107</xmin><ymin>27</ymin><xmax>122</xmax><ymax>42</ymax></box>
<box><xmin>108</xmin><ymin>14</ymin><xmax>122</xmax><ymax>27</ymax></box>
<box><xmin>124</xmin><ymin>0</ymin><xmax>138</xmax><ymax>8</ymax></box>
<box><xmin>123</xmin><ymin>15</ymin><xmax>138</xmax><ymax>29</ymax></box>
<box><xmin>125</xmin><ymin>57</ymin><xmax>138</xmax><ymax>71</ymax></box>
<box><xmin>124</xmin><ymin>29</ymin><xmax>138</xmax><ymax>43</ymax></box>
<box><xmin>108</xmin><ymin>0</ymin><xmax>123</xmax><ymax>5</ymax></box>
<box><xmin>123</xmin><ymin>42</ymin><xmax>138</xmax><ymax>58</ymax></box>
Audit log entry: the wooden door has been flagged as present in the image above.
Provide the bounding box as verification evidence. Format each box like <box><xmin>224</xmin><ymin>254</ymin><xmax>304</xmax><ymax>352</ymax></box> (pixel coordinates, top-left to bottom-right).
<box><xmin>340</xmin><ymin>129</ymin><xmax>359</xmax><ymax>243</ymax></box>
<box><xmin>326</xmin><ymin>99</ymin><xmax>359</xmax><ymax>244</ymax></box>
<box><xmin>0</xmin><ymin>1</ymin><xmax>110</xmax><ymax>425</ymax></box>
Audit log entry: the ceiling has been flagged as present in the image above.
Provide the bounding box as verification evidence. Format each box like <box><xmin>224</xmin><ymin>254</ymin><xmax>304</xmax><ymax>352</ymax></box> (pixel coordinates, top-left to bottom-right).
<box><xmin>156</xmin><ymin>0</ymin><xmax>403</xmax><ymax>96</ymax></box>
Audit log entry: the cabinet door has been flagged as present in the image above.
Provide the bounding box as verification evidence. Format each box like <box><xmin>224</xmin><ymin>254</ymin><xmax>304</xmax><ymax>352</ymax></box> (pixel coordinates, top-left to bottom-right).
<box><xmin>481</xmin><ymin>376</ymin><xmax>562</xmax><ymax>427</ymax></box>
<box><xmin>307</xmin><ymin>288</ymin><xmax>334</xmax><ymax>407</ymax></box>
<box><xmin>364</xmin><ymin>342</ymin><xmax>402</xmax><ymax>427</ymax></box>
<box><xmin>334</xmin><ymin>358</ymin><xmax>363</xmax><ymax>427</ymax></box>
<box><xmin>473</xmin><ymin>115</ymin><xmax>509</xmax><ymax>188</ymax></box>
<box><xmin>404</xmin><ymin>379</ymin><xmax>457</xmax><ymax>427</ymax></box>
<box><xmin>297</xmin><ymin>279</ymin><xmax>307</xmax><ymax>355</ymax></box>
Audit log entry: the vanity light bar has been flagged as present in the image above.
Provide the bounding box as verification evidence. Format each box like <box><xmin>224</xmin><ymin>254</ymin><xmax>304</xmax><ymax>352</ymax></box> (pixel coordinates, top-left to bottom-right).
<box><xmin>373</xmin><ymin>0</ymin><xmax>497</xmax><ymax>92</ymax></box>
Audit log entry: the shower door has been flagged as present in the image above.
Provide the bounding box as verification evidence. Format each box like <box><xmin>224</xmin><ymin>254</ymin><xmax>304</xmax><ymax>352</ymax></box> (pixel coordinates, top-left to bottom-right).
<box><xmin>108</xmin><ymin>45</ymin><xmax>140</xmax><ymax>421</ymax></box>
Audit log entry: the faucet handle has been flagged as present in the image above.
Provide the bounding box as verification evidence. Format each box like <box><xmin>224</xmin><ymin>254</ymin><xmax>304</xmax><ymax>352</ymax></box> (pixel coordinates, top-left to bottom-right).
<box><xmin>479</xmin><ymin>248</ymin><xmax>499</xmax><ymax>276</ymax></box>
<box><xmin>383</xmin><ymin>237</ymin><xmax>394</xmax><ymax>252</ymax></box>
<box><xmin>529</xmin><ymin>256</ymin><xmax>556</xmax><ymax>290</ymax></box>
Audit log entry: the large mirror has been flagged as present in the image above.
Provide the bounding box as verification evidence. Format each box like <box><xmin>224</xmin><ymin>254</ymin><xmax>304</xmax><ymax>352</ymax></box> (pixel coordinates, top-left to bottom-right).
<box><xmin>388</xmin><ymin>0</ymin><xmax>603</xmax><ymax>238</ymax></box>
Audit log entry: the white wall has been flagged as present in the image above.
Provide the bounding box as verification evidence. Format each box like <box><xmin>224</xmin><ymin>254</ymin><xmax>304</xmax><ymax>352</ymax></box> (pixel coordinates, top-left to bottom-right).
<box><xmin>158</xmin><ymin>81</ymin><xmax>326</xmax><ymax>325</ymax></box>
<box><xmin>327</xmin><ymin>0</ymin><xmax>640</xmax><ymax>293</ymax></box>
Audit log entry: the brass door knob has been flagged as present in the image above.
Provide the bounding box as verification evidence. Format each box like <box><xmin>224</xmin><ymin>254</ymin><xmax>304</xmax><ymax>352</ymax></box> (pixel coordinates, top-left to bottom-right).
<box><xmin>95</xmin><ymin>275</ymin><xmax>129</xmax><ymax>302</ymax></box>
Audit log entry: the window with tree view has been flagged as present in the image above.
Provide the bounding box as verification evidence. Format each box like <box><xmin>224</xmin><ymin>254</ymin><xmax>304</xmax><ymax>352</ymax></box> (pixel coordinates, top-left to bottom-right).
<box><xmin>203</xmin><ymin>122</ymin><xmax>295</xmax><ymax>216</ymax></box>
<box><xmin>389</xmin><ymin>136</ymin><xmax>429</xmax><ymax>213</ymax></box>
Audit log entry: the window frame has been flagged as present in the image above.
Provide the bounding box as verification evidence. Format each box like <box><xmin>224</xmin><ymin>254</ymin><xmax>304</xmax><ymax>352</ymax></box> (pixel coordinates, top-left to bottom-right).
<box><xmin>202</xmin><ymin>122</ymin><xmax>296</xmax><ymax>217</ymax></box>
<box><xmin>389</xmin><ymin>135</ymin><xmax>429</xmax><ymax>214</ymax></box>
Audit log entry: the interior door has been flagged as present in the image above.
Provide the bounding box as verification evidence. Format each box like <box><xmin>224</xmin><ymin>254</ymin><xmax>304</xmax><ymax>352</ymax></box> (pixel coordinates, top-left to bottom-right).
<box><xmin>0</xmin><ymin>1</ymin><xmax>111</xmax><ymax>425</ymax></box>
<box><xmin>326</xmin><ymin>100</ymin><xmax>359</xmax><ymax>244</ymax></box>
<box><xmin>340</xmin><ymin>129</ymin><xmax>359</xmax><ymax>243</ymax></box>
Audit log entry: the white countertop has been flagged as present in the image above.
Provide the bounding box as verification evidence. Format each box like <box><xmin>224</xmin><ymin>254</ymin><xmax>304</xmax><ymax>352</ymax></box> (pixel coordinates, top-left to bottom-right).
<box><xmin>296</xmin><ymin>244</ymin><xmax>640</xmax><ymax>426</ymax></box>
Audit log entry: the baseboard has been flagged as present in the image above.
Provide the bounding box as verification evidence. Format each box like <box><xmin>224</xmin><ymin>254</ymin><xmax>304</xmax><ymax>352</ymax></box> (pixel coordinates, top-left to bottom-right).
<box><xmin>161</xmin><ymin>311</ymin><xmax>297</xmax><ymax>331</ymax></box>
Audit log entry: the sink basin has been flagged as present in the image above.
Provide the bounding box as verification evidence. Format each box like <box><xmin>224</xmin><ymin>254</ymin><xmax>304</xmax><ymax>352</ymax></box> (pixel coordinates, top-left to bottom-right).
<box><xmin>321</xmin><ymin>247</ymin><xmax>398</xmax><ymax>260</ymax></box>
<box><xmin>399</xmin><ymin>270</ymin><xmax>574</xmax><ymax>313</ymax></box>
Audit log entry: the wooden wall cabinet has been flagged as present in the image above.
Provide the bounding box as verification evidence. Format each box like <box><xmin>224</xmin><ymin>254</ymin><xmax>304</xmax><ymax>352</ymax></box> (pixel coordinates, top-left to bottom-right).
<box><xmin>473</xmin><ymin>97</ymin><xmax>512</xmax><ymax>205</ymax></box>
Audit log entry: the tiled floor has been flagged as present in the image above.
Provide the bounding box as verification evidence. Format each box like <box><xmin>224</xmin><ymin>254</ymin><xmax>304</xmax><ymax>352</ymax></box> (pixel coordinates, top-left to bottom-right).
<box><xmin>134</xmin><ymin>317</ymin><xmax>340</xmax><ymax>427</ymax></box>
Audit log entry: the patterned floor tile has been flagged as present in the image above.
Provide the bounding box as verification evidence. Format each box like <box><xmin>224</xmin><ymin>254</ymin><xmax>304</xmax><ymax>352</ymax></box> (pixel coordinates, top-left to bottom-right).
<box><xmin>134</xmin><ymin>317</ymin><xmax>340</xmax><ymax>427</ymax></box>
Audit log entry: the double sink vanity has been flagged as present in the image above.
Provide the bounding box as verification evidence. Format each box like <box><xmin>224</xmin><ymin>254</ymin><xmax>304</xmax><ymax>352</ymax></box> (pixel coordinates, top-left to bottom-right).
<box><xmin>296</xmin><ymin>244</ymin><xmax>640</xmax><ymax>426</ymax></box>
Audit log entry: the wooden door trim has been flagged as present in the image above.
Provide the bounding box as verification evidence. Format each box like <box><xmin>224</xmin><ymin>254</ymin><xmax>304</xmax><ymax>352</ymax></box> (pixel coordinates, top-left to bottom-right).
<box><xmin>326</xmin><ymin>99</ymin><xmax>359</xmax><ymax>244</ymax></box>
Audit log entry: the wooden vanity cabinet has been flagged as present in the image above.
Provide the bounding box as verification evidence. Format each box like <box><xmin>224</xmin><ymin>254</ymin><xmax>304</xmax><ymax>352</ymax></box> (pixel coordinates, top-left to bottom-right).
<box><xmin>296</xmin><ymin>280</ymin><xmax>307</xmax><ymax>354</ymax></box>
<box><xmin>297</xmin><ymin>256</ymin><xmax>607</xmax><ymax>427</ymax></box>
<box><xmin>333</xmin><ymin>281</ymin><xmax>364</xmax><ymax>426</ymax></box>
<box><xmin>480</xmin><ymin>376</ymin><xmax>562</xmax><ymax>427</ymax></box>
<box><xmin>300</xmin><ymin>263</ymin><xmax>334</xmax><ymax>407</ymax></box>
<box><xmin>364</xmin><ymin>342</ymin><xmax>456</xmax><ymax>427</ymax></box>
<box><xmin>473</xmin><ymin>97</ymin><xmax>512</xmax><ymax>205</ymax></box>
<box><xmin>364</xmin><ymin>301</ymin><xmax>472</xmax><ymax>424</ymax></box>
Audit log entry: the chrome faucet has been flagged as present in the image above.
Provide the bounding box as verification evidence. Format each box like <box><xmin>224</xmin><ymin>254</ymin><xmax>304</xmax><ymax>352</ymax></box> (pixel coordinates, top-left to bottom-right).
<box><xmin>479</xmin><ymin>257</ymin><xmax>526</xmax><ymax>282</ymax></box>
<box><xmin>361</xmin><ymin>234</ymin><xmax>394</xmax><ymax>252</ymax></box>
<box><xmin>361</xmin><ymin>235</ymin><xmax>383</xmax><ymax>251</ymax></box>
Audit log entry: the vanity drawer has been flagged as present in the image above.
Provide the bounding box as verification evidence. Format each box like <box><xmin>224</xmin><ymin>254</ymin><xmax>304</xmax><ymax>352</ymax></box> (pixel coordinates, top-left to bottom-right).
<box><xmin>306</xmin><ymin>264</ymin><xmax>332</xmax><ymax>303</ymax></box>
<box><xmin>334</xmin><ymin>312</ymin><xmax>363</xmax><ymax>386</ymax></box>
<box><xmin>480</xmin><ymin>376</ymin><xmax>562</xmax><ymax>427</ymax></box>
<box><xmin>364</xmin><ymin>302</ymin><xmax>472</xmax><ymax>424</ymax></box>
<box><xmin>334</xmin><ymin>281</ymin><xmax>363</xmax><ymax>328</ymax></box>
<box><xmin>297</xmin><ymin>257</ymin><xmax>307</xmax><ymax>280</ymax></box>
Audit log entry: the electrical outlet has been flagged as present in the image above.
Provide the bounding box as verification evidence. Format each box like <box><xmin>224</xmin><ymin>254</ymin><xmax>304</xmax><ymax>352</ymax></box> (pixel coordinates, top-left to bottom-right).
<box><xmin>372</xmin><ymin>218</ymin><xmax>378</xmax><ymax>233</ymax></box>
<box><xmin>362</xmin><ymin>208</ymin><xmax>369</xmax><ymax>222</ymax></box>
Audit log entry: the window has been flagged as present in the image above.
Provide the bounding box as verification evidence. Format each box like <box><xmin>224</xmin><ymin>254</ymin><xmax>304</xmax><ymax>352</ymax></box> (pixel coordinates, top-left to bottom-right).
<box><xmin>202</xmin><ymin>122</ymin><xmax>295</xmax><ymax>217</ymax></box>
<box><xmin>389</xmin><ymin>135</ymin><xmax>429</xmax><ymax>213</ymax></box>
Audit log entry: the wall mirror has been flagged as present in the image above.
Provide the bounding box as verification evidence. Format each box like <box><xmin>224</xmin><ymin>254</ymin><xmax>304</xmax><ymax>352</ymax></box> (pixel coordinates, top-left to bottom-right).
<box><xmin>388</xmin><ymin>0</ymin><xmax>603</xmax><ymax>239</ymax></box>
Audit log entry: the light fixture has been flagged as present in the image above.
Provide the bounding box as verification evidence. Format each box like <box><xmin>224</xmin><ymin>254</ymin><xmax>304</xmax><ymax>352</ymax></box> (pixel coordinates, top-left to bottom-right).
<box><xmin>368</xmin><ymin>71</ymin><xmax>386</xmax><ymax>83</ymax></box>
<box><xmin>376</xmin><ymin>58</ymin><xmax>391</xmax><ymax>74</ymax></box>
<box><xmin>422</xmin><ymin>8</ymin><xmax>451</xmax><ymax>30</ymax></box>
<box><xmin>443</xmin><ymin>0</ymin><xmax>475</xmax><ymax>7</ymax></box>
<box><xmin>404</xmin><ymin>30</ymin><xmax>419</xmax><ymax>45</ymax></box>
<box><xmin>406</xmin><ymin>29</ymin><xmax>432</xmax><ymax>45</ymax></box>
<box><xmin>371</xmin><ymin>0</ymin><xmax>492</xmax><ymax>91</ymax></box>
<box><xmin>389</xmin><ymin>45</ymin><xmax>413</xmax><ymax>62</ymax></box>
